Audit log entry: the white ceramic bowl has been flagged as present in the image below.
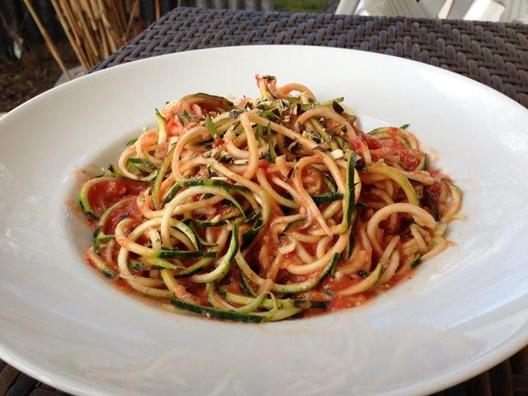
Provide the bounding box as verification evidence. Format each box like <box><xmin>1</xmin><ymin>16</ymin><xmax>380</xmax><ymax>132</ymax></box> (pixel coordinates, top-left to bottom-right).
<box><xmin>1</xmin><ymin>46</ymin><xmax>528</xmax><ymax>396</ymax></box>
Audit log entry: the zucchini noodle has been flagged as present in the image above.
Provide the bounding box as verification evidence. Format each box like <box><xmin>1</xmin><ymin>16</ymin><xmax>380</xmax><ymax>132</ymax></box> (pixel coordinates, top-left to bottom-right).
<box><xmin>79</xmin><ymin>75</ymin><xmax>462</xmax><ymax>322</ymax></box>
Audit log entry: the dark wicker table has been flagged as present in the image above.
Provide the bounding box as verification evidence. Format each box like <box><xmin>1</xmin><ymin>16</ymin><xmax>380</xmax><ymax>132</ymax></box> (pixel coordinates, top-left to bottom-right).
<box><xmin>2</xmin><ymin>6</ymin><xmax>528</xmax><ymax>396</ymax></box>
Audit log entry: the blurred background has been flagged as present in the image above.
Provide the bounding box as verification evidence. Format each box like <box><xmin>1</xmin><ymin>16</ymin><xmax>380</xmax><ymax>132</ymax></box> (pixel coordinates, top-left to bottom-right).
<box><xmin>0</xmin><ymin>0</ymin><xmax>526</xmax><ymax>113</ymax></box>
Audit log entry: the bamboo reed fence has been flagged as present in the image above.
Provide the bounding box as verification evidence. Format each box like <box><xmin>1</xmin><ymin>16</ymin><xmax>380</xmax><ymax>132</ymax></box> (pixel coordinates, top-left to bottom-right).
<box><xmin>23</xmin><ymin>0</ymin><xmax>148</xmax><ymax>76</ymax></box>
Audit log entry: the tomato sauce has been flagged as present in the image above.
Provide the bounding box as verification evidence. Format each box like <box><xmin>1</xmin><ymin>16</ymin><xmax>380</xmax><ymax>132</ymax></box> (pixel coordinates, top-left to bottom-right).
<box><xmin>87</xmin><ymin>179</ymin><xmax>145</xmax><ymax>217</ymax></box>
<box><xmin>212</xmin><ymin>138</ymin><xmax>224</xmax><ymax>148</ymax></box>
<box><xmin>257</xmin><ymin>159</ymin><xmax>271</xmax><ymax>170</ymax></box>
<box><xmin>102</xmin><ymin>198</ymin><xmax>142</xmax><ymax>234</ymax></box>
<box><xmin>326</xmin><ymin>295</ymin><xmax>365</xmax><ymax>311</ymax></box>
<box><xmin>211</xmin><ymin>202</ymin><xmax>235</xmax><ymax>217</ymax></box>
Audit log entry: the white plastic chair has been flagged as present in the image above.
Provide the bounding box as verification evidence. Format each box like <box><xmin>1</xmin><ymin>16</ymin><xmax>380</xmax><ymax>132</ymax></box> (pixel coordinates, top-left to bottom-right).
<box><xmin>453</xmin><ymin>0</ymin><xmax>504</xmax><ymax>21</ymax></box>
<box><xmin>500</xmin><ymin>0</ymin><xmax>528</xmax><ymax>22</ymax></box>
<box><xmin>436</xmin><ymin>0</ymin><xmax>527</xmax><ymax>22</ymax></box>
<box><xmin>335</xmin><ymin>0</ymin><xmax>360</xmax><ymax>15</ymax></box>
<box><xmin>336</xmin><ymin>0</ymin><xmax>450</xmax><ymax>18</ymax></box>
<box><xmin>335</xmin><ymin>0</ymin><xmax>528</xmax><ymax>23</ymax></box>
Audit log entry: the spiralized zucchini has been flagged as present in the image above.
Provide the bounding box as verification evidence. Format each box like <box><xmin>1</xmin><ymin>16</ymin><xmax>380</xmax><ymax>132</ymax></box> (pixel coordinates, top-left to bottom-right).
<box><xmin>79</xmin><ymin>75</ymin><xmax>462</xmax><ymax>322</ymax></box>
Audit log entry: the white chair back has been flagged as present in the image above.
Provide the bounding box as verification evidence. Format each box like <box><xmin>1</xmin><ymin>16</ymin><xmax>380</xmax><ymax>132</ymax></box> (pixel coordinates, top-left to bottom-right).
<box><xmin>500</xmin><ymin>0</ymin><xmax>528</xmax><ymax>22</ymax></box>
<box><xmin>335</xmin><ymin>0</ymin><xmax>527</xmax><ymax>23</ymax></box>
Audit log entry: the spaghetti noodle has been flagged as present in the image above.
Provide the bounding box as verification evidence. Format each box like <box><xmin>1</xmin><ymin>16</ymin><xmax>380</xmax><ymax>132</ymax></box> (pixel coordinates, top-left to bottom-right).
<box><xmin>79</xmin><ymin>75</ymin><xmax>462</xmax><ymax>322</ymax></box>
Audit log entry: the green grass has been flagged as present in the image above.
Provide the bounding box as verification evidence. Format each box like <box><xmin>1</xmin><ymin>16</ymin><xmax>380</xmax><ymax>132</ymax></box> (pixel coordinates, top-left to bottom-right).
<box><xmin>274</xmin><ymin>0</ymin><xmax>327</xmax><ymax>13</ymax></box>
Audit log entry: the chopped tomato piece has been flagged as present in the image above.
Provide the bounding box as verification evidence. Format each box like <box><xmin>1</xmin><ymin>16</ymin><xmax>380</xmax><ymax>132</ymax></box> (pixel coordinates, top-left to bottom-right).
<box><xmin>349</xmin><ymin>140</ymin><xmax>364</xmax><ymax>153</ymax></box>
<box><xmin>167</xmin><ymin>117</ymin><xmax>183</xmax><ymax>136</ymax></box>
<box><xmin>87</xmin><ymin>179</ymin><xmax>145</xmax><ymax>217</ymax></box>
<box><xmin>257</xmin><ymin>159</ymin><xmax>271</xmax><ymax>169</ymax></box>
<box><xmin>212</xmin><ymin>138</ymin><xmax>224</xmax><ymax>148</ymax></box>
<box><xmin>211</xmin><ymin>202</ymin><xmax>235</xmax><ymax>217</ymax></box>
<box><xmin>365</xmin><ymin>136</ymin><xmax>382</xmax><ymax>149</ymax></box>
<box><xmin>102</xmin><ymin>198</ymin><xmax>141</xmax><ymax>234</ymax></box>
<box><xmin>399</xmin><ymin>150</ymin><xmax>421</xmax><ymax>171</ymax></box>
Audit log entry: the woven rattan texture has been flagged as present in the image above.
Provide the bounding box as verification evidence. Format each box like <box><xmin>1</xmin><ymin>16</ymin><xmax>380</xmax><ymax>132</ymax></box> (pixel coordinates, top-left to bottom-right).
<box><xmin>3</xmin><ymin>7</ymin><xmax>528</xmax><ymax>396</ymax></box>
<box><xmin>93</xmin><ymin>7</ymin><xmax>528</xmax><ymax>108</ymax></box>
